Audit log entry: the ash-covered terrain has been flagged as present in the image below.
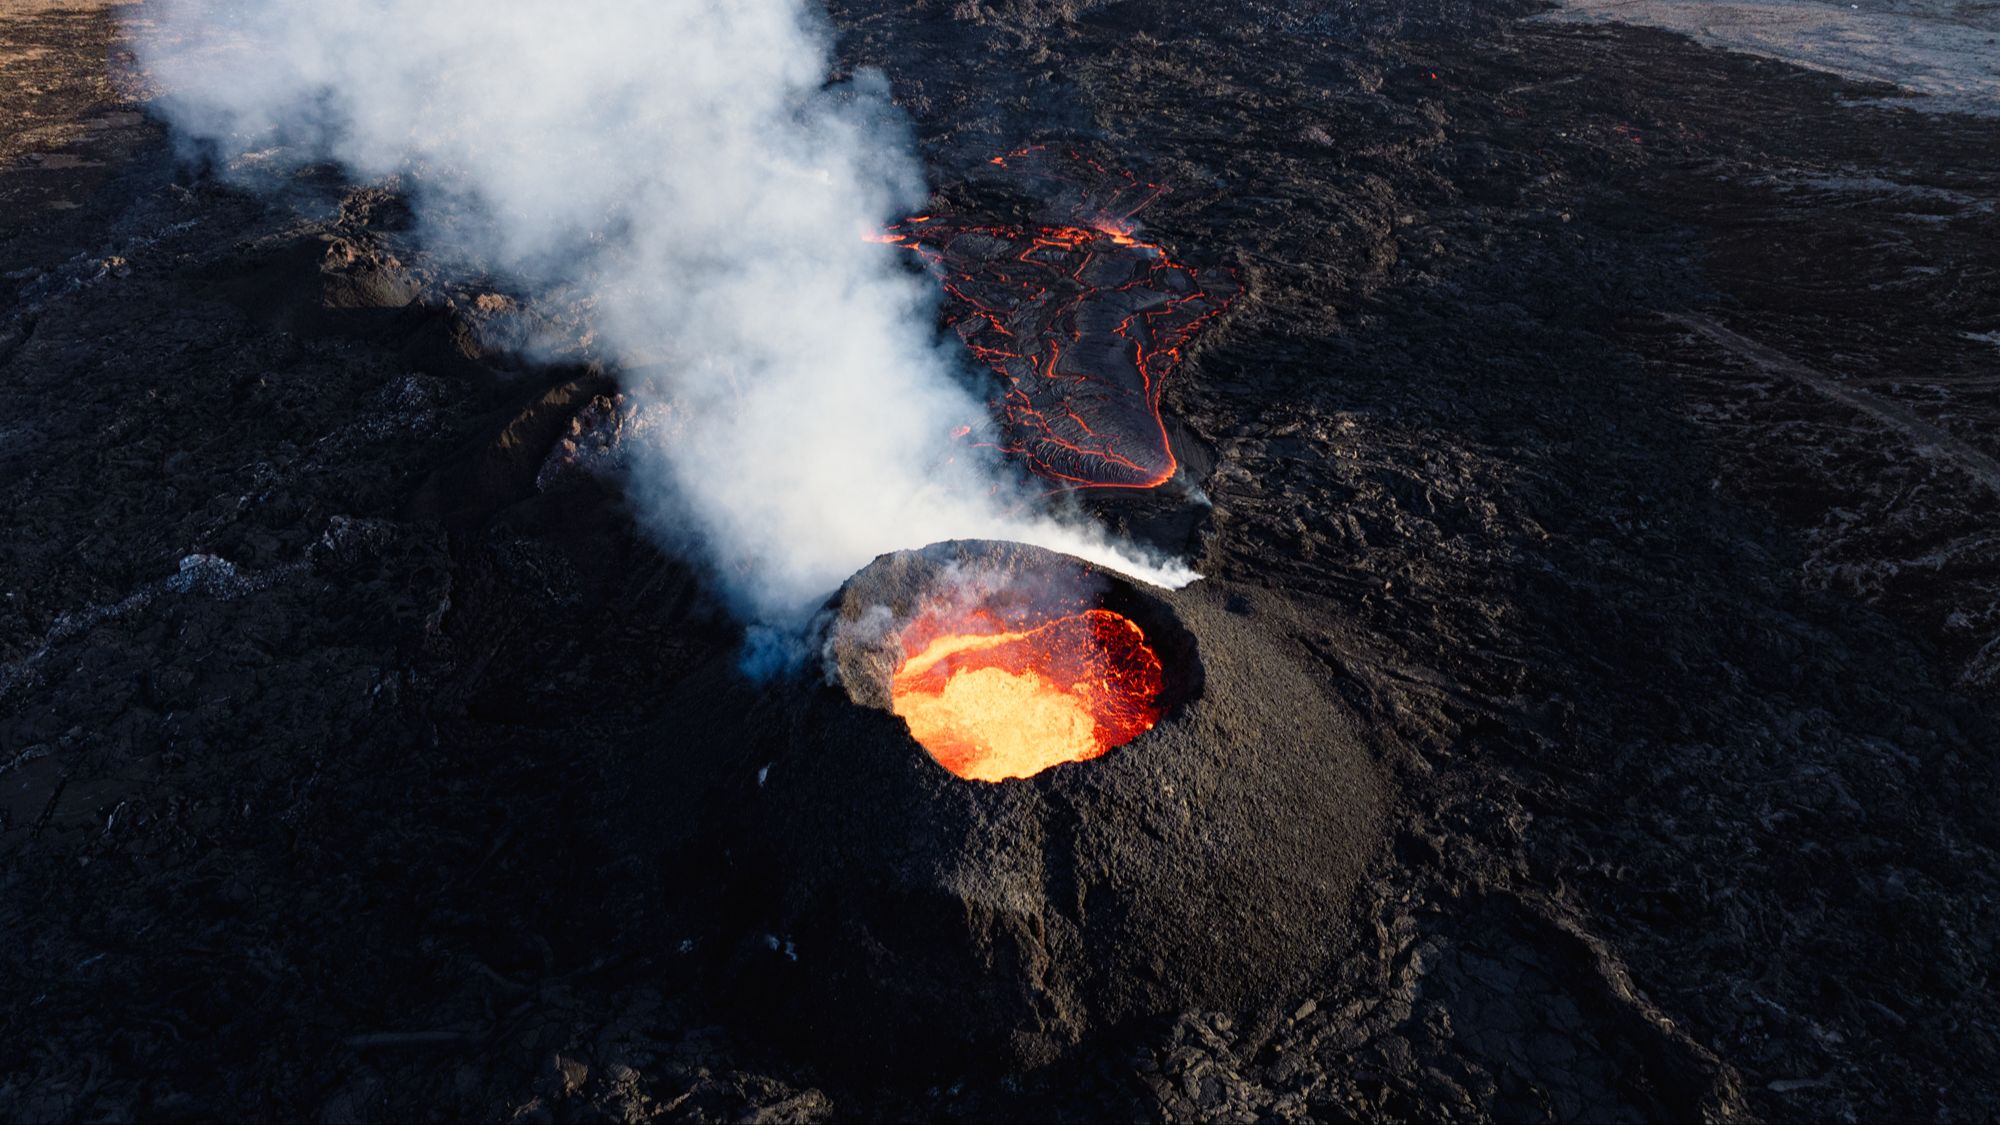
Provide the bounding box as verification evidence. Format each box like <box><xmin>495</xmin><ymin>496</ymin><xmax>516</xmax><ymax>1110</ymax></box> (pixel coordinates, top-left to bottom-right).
<box><xmin>3</xmin><ymin>1</ymin><xmax>1998</xmax><ymax>1122</ymax></box>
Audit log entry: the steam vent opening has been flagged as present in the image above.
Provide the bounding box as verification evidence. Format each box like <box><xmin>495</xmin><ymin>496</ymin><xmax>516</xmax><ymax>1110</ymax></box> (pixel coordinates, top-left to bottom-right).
<box><xmin>890</xmin><ymin>606</ymin><xmax>1166</xmax><ymax>781</ymax></box>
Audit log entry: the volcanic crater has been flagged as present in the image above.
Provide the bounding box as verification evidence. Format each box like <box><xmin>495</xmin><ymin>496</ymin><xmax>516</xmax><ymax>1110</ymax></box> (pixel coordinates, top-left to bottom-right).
<box><xmin>725</xmin><ymin>539</ymin><xmax>1387</xmax><ymax>1072</ymax></box>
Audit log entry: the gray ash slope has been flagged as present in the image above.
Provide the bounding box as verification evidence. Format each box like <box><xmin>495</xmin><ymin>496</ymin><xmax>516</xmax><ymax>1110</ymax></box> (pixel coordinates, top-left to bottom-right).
<box><xmin>2</xmin><ymin>0</ymin><xmax>1998</xmax><ymax>1121</ymax></box>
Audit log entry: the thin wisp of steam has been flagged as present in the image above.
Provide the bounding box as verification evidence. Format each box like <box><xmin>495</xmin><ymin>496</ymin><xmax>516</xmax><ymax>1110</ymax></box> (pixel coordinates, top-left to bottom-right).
<box><xmin>131</xmin><ymin>0</ymin><xmax>1196</xmax><ymax>631</ymax></box>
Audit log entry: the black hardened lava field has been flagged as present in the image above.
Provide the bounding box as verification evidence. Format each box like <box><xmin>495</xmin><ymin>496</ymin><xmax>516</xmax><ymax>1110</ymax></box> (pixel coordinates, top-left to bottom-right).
<box><xmin>3</xmin><ymin>1</ymin><xmax>1999</xmax><ymax>1122</ymax></box>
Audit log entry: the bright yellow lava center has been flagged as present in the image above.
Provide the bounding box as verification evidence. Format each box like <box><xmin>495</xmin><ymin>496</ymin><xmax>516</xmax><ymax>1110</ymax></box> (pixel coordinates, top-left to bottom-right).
<box><xmin>896</xmin><ymin>665</ymin><xmax>1101</xmax><ymax>782</ymax></box>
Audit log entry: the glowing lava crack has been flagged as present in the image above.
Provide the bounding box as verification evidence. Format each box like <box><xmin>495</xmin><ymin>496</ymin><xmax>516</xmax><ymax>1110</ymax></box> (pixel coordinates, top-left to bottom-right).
<box><xmin>876</xmin><ymin>147</ymin><xmax>1238</xmax><ymax>490</ymax></box>
<box><xmin>891</xmin><ymin>608</ymin><xmax>1165</xmax><ymax>781</ymax></box>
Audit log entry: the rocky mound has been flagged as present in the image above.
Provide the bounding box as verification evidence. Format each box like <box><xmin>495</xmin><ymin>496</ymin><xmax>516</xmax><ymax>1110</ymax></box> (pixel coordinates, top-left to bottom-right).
<box><xmin>726</xmin><ymin>540</ymin><xmax>1387</xmax><ymax>1073</ymax></box>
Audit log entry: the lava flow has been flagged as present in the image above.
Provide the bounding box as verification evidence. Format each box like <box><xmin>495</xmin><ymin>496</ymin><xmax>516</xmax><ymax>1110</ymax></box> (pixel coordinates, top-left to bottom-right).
<box><xmin>876</xmin><ymin>147</ymin><xmax>1238</xmax><ymax>490</ymax></box>
<box><xmin>890</xmin><ymin>606</ymin><xmax>1166</xmax><ymax>782</ymax></box>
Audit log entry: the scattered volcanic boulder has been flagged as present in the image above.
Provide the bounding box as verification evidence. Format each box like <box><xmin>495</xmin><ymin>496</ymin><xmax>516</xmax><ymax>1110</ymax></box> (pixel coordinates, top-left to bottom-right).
<box><xmin>730</xmin><ymin>541</ymin><xmax>1387</xmax><ymax>1073</ymax></box>
<box><xmin>535</xmin><ymin>390</ymin><xmax>680</xmax><ymax>492</ymax></box>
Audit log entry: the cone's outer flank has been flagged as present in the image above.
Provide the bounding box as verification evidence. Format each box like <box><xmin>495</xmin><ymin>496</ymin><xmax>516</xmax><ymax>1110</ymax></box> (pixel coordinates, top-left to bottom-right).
<box><xmin>731</xmin><ymin>540</ymin><xmax>1389</xmax><ymax>1073</ymax></box>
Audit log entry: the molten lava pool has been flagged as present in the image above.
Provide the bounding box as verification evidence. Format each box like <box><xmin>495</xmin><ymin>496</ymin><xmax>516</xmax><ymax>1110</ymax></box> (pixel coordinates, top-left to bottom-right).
<box><xmin>890</xmin><ymin>608</ymin><xmax>1166</xmax><ymax>782</ymax></box>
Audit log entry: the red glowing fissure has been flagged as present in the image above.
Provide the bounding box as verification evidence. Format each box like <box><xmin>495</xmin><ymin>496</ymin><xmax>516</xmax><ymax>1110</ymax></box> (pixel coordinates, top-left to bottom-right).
<box><xmin>875</xmin><ymin>147</ymin><xmax>1238</xmax><ymax>491</ymax></box>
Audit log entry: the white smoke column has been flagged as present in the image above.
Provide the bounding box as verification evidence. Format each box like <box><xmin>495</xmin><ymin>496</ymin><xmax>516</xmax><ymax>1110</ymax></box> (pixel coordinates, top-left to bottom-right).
<box><xmin>132</xmin><ymin>0</ymin><xmax>1194</xmax><ymax>622</ymax></box>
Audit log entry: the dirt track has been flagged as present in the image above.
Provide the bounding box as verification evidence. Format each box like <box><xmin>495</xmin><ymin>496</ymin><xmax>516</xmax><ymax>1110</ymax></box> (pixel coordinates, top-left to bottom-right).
<box><xmin>3</xmin><ymin>1</ymin><xmax>1998</xmax><ymax>1121</ymax></box>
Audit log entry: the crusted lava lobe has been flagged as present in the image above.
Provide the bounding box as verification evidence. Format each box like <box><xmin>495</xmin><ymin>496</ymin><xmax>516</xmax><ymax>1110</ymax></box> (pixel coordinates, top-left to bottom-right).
<box><xmin>730</xmin><ymin>540</ymin><xmax>1386</xmax><ymax>1073</ymax></box>
<box><xmin>878</xmin><ymin>148</ymin><xmax>1237</xmax><ymax>490</ymax></box>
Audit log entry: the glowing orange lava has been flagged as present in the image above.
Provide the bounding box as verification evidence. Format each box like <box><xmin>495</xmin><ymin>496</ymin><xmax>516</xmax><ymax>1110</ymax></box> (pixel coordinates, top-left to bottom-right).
<box><xmin>891</xmin><ymin>608</ymin><xmax>1165</xmax><ymax>782</ymax></box>
<box><xmin>872</xmin><ymin>146</ymin><xmax>1237</xmax><ymax>492</ymax></box>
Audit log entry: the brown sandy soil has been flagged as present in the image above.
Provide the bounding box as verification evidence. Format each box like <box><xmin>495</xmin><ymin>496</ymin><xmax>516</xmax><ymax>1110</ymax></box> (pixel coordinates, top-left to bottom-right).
<box><xmin>0</xmin><ymin>2</ymin><xmax>146</xmax><ymax>223</ymax></box>
<box><xmin>2</xmin><ymin>1</ymin><xmax>1998</xmax><ymax>1122</ymax></box>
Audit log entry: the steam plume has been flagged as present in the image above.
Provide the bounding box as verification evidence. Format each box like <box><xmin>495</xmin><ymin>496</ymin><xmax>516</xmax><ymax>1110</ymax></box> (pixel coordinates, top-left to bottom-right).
<box><xmin>131</xmin><ymin>0</ymin><xmax>1195</xmax><ymax>624</ymax></box>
